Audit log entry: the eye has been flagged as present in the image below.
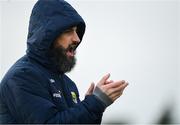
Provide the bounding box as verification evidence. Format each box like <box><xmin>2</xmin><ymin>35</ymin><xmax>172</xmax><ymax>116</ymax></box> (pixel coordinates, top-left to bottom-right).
<box><xmin>63</xmin><ymin>28</ymin><xmax>74</xmax><ymax>34</ymax></box>
<box><xmin>64</xmin><ymin>30</ymin><xmax>71</xmax><ymax>33</ymax></box>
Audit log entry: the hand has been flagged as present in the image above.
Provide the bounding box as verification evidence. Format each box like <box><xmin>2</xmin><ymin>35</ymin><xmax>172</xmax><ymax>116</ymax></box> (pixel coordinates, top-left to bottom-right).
<box><xmin>97</xmin><ymin>73</ymin><xmax>128</xmax><ymax>102</ymax></box>
<box><xmin>85</xmin><ymin>82</ymin><xmax>95</xmax><ymax>96</ymax></box>
<box><xmin>85</xmin><ymin>77</ymin><xmax>113</xmax><ymax>96</ymax></box>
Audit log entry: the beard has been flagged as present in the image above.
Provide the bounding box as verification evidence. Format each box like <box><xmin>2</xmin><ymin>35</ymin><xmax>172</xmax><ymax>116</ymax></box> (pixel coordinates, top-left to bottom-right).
<box><xmin>49</xmin><ymin>44</ymin><xmax>77</xmax><ymax>74</ymax></box>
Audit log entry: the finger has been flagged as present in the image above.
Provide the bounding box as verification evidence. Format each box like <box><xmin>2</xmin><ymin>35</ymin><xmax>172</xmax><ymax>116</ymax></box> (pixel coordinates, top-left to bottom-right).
<box><xmin>107</xmin><ymin>91</ymin><xmax>122</xmax><ymax>102</ymax></box>
<box><xmin>85</xmin><ymin>82</ymin><xmax>95</xmax><ymax>96</ymax></box>
<box><xmin>105</xmin><ymin>80</ymin><xmax>114</xmax><ymax>85</ymax></box>
<box><xmin>112</xmin><ymin>82</ymin><xmax>129</xmax><ymax>93</ymax></box>
<box><xmin>107</xmin><ymin>82</ymin><xmax>128</xmax><ymax>96</ymax></box>
<box><xmin>120</xmin><ymin>82</ymin><xmax>129</xmax><ymax>93</ymax></box>
<box><xmin>110</xmin><ymin>89</ymin><xmax>123</xmax><ymax>99</ymax></box>
<box><xmin>97</xmin><ymin>73</ymin><xmax>110</xmax><ymax>86</ymax></box>
<box><xmin>110</xmin><ymin>83</ymin><xmax>129</xmax><ymax>101</ymax></box>
<box><xmin>106</xmin><ymin>80</ymin><xmax>126</xmax><ymax>88</ymax></box>
<box><xmin>111</xmin><ymin>94</ymin><xmax>121</xmax><ymax>102</ymax></box>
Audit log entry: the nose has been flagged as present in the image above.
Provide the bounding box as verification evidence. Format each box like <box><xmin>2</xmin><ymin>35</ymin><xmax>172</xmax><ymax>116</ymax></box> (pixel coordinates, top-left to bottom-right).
<box><xmin>72</xmin><ymin>31</ymin><xmax>80</xmax><ymax>44</ymax></box>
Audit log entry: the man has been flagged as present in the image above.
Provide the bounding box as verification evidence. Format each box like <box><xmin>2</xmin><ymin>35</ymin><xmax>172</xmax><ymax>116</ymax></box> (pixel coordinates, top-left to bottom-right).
<box><xmin>0</xmin><ymin>0</ymin><xmax>128</xmax><ymax>124</ymax></box>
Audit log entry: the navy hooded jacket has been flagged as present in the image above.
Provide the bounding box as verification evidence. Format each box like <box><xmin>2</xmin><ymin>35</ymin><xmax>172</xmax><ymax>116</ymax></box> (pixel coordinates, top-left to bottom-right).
<box><xmin>0</xmin><ymin>0</ymin><xmax>106</xmax><ymax>123</ymax></box>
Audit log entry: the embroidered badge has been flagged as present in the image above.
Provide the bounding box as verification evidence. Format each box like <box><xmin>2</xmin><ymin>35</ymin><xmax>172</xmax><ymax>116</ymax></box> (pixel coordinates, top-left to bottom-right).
<box><xmin>71</xmin><ymin>92</ymin><xmax>78</xmax><ymax>103</ymax></box>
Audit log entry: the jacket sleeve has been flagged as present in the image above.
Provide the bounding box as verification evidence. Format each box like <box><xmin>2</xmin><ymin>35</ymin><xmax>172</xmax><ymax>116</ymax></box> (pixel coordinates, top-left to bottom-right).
<box><xmin>2</xmin><ymin>69</ymin><xmax>106</xmax><ymax>124</ymax></box>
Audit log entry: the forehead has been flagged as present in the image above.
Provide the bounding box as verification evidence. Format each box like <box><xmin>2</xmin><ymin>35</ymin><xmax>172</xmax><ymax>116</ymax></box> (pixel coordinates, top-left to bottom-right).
<box><xmin>65</xmin><ymin>26</ymin><xmax>77</xmax><ymax>30</ymax></box>
<box><xmin>52</xmin><ymin>26</ymin><xmax>78</xmax><ymax>45</ymax></box>
<box><xmin>55</xmin><ymin>26</ymin><xmax>77</xmax><ymax>39</ymax></box>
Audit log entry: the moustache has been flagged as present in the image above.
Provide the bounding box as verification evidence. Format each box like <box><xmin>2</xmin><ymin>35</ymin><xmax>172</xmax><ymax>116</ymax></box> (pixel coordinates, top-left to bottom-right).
<box><xmin>66</xmin><ymin>43</ymin><xmax>79</xmax><ymax>52</ymax></box>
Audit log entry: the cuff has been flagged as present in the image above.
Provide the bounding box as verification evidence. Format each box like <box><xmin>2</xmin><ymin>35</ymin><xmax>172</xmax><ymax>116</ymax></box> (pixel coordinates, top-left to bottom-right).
<box><xmin>93</xmin><ymin>86</ymin><xmax>113</xmax><ymax>107</ymax></box>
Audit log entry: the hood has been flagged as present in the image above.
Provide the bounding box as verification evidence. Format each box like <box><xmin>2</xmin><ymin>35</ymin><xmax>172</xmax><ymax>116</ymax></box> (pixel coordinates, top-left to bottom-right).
<box><xmin>26</xmin><ymin>0</ymin><xmax>86</xmax><ymax>72</ymax></box>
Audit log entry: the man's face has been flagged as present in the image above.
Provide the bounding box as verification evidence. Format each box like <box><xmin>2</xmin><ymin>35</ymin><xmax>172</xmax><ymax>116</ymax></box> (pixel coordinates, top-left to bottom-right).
<box><xmin>50</xmin><ymin>26</ymin><xmax>80</xmax><ymax>73</ymax></box>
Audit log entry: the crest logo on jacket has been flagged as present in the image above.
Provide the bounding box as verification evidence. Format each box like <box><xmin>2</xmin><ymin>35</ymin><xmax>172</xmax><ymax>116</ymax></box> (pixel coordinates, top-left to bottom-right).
<box><xmin>71</xmin><ymin>92</ymin><xmax>77</xmax><ymax>103</ymax></box>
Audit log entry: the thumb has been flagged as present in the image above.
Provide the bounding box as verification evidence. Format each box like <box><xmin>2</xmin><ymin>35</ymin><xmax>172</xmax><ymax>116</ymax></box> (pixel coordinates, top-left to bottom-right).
<box><xmin>85</xmin><ymin>82</ymin><xmax>95</xmax><ymax>96</ymax></box>
<box><xmin>97</xmin><ymin>73</ymin><xmax>110</xmax><ymax>86</ymax></box>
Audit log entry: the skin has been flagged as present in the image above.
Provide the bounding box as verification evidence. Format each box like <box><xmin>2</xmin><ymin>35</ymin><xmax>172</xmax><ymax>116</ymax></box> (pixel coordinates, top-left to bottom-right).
<box><xmin>54</xmin><ymin>26</ymin><xmax>80</xmax><ymax>55</ymax></box>
<box><xmin>86</xmin><ymin>74</ymin><xmax>129</xmax><ymax>102</ymax></box>
<box><xmin>54</xmin><ymin>26</ymin><xmax>129</xmax><ymax>103</ymax></box>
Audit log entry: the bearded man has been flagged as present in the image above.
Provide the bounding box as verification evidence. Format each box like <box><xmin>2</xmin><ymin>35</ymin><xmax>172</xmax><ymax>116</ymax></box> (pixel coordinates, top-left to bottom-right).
<box><xmin>0</xmin><ymin>0</ymin><xmax>128</xmax><ymax>123</ymax></box>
